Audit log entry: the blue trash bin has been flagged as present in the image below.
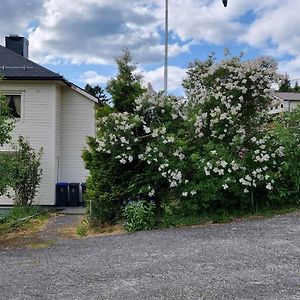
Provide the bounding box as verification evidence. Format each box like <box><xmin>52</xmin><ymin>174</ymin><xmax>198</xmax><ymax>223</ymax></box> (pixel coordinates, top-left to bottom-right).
<box><xmin>56</xmin><ymin>182</ymin><xmax>69</xmax><ymax>207</ymax></box>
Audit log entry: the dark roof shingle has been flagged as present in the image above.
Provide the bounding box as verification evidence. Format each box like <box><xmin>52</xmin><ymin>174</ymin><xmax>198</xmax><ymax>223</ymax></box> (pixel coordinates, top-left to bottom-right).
<box><xmin>274</xmin><ymin>92</ymin><xmax>300</xmax><ymax>101</ymax></box>
<box><xmin>0</xmin><ymin>45</ymin><xmax>63</xmax><ymax>80</ymax></box>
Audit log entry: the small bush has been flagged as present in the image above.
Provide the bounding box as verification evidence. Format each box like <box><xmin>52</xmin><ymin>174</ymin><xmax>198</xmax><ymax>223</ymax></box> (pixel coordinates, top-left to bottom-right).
<box><xmin>76</xmin><ymin>224</ymin><xmax>88</xmax><ymax>237</ymax></box>
<box><xmin>123</xmin><ymin>200</ymin><xmax>156</xmax><ymax>232</ymax></box>
<box><xmin>10</xmin><ymin>136</ymin><xmax>43</xmax><ymax>206</ymax></box>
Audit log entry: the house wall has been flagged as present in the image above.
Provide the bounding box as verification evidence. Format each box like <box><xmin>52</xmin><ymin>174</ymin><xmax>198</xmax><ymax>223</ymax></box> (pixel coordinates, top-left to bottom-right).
<box><xmin>0</xmin><ymin>81</ymin><xmax>57</xmax><ymax>205</ymax></box>
<box><xmin>290</xmin><ymin>100</ymin><xmax>300</xmax><ymax>111</ymax></box>
<box><xmin>55</xmin><ymin>86</ymin><xmax>62</xmax><ymax>183</ymax></box>
<box><xmin>60</xmin><ymin>87</ymin><xmax>95</xmax><ymax>183</ymax></box>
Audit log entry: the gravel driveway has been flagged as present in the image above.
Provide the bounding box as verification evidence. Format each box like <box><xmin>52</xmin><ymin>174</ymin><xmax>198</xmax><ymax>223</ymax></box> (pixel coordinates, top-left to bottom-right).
<box><xmin>0</xmin><ymin>213</ymin><xmax>300</xmax><ymax>300</ymax></box>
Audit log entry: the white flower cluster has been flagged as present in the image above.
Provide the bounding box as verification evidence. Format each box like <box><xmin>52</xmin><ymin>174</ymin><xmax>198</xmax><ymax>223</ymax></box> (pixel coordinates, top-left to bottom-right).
<box><xmin>204</xmin><ymin>159</ymin><xmax>240</xmax><ymax>177</ymax></box>
<box><xmin>116</xmin><ymin>153</ymin><xmax>134</xmax><ymax>164</ymax></box>
<box><xmin>187</xmin><ymin>57</ymin><xmax>280</xmax><ymax>144</ymax></box>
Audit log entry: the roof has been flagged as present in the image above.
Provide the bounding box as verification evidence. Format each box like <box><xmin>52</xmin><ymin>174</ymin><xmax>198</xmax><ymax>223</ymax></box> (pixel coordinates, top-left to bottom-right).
<box><xmin>0</xmin><ymin>45</ymin><xmax>63</xmax><ymax>80</ymax></box>
<box><xmin>0</xmin><ymin>45</ymin><xmax>98</xmax><ymax>103</ymax></box>
<box><xmin>274</xmin><ymin>92</ymin><xmax>300</xmax><ymax>101</ymax></box>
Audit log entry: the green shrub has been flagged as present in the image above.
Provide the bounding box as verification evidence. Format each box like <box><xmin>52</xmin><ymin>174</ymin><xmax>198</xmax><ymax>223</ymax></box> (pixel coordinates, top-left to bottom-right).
<box><xmin>0</xmin><ymin>93</ymin><xmax>15</xmax><ymax>196</ymax></box>
<box><xmin>10</xmin><ymin>137</ymin><xmax>43</xmax><ymax>206</ymax></box>
<box><xmin>123</xmin><ymin>201</ymin><xmax>156</xmax><ymax>232</ymax></box>
<box><xmin>84</xmin><ymin>52</ymin><xmax>299</xmax><ymax>226</ymax></box>
<box><xmin>76</xmin><ymin>224</ymin><xmax>88</xmax><ymax>237</ymax></box>
<box><xmin>271</xmin><ymin>107</ymin><xmax>300</xmax><ymax>204</ymax></box>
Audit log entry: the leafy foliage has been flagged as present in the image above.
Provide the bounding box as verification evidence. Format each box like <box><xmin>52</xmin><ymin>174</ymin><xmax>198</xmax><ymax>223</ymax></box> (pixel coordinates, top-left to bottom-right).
<box><xmin>0</xmin><ymin>95</ymin><xmax>14</xmax><ymax>146</ymax></box>
<box><xmin>0</xmin><ymin>94</ymin><xmax>15</xmax><ymax>195</ymax></box>
<box><xmin>123</xmin><ymin>200</ymin><xmax>156</xmax><ymax>232</ymax></box>
<box><xmin>278</xmin><ymin>77</ymin><xmax>300</xmax><ymax>93</ymax></box>
<box><xmin>107</xmin><ymin>49</ymin><xmax>145</xmax><ymax>113</ymax></box>
<box><xmin>85</xmin><ymin>84</ymin><xmax>109</xmax><ymax>104</ymax></box>
<box><xmin>9</xmin><ymin>137</ymin><xmax>43</xmax><ymax>206</ymax></box>
<box><xmin>272</xmin><ymin>107</ymin><xmax>300</xmax><ymax>203</ymax></box>
<box><xmin>84</xmin><ymin>53</ymin><xmax>299</xmax><ymax>228</ymax></box>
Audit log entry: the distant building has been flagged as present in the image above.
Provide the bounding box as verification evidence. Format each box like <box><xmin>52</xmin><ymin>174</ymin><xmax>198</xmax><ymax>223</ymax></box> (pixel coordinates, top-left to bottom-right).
<box><xmin>268</xmin><ymin>92</ymin><xmax>300</xmax><ymax>115</ymax></box>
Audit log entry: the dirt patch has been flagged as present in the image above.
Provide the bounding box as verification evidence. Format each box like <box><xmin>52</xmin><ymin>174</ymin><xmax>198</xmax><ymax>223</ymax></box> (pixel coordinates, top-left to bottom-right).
<box><xmin>0</xmin><ymin>217</ymin><xmax>55</xmax><ymax>249</ymax></box>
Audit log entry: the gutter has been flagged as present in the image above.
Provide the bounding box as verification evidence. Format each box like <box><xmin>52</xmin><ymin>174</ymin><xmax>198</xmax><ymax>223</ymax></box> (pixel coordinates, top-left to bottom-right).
<box><xmin>2</xmin><ymin>76</ymin><xmax>99</xmax><ymax>103</ymax></box>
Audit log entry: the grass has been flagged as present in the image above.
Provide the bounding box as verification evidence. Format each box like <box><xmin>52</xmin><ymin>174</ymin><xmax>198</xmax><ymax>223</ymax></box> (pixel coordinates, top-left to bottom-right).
<box><xmin>75</xmin><ymin>204</ymin><xmax>300</xmax><ymax>236</ymax></box>
<box><xmin>0</xmin><ymin>206</ymin><xmax>52</xmax><ymax>236</ymax></box>
<box><xmin>159</xmin><ymin>205</ymin><xmax>300</xmax><ymax>229</ymax></box>
<box><xmin>74</xmin><ymin>218</ymin><xmax>125</xmax><ymax>238</ymax></box>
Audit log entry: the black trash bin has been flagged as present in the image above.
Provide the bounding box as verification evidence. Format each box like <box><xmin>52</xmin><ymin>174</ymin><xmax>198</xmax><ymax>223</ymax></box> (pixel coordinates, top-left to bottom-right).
<box><xmin>56</xmin><ymin>183</ymin><xmax>69</xmax><ymax>207</ymax></box>
<box><xmin>81</xmin><ymin>183</ymin><xmax>87</xmax><ymax>207</ymax></box>
<box><xmin>69</xmin><ymin>183</ymin><xmax>80</xmax><ymax>207</ymax></box>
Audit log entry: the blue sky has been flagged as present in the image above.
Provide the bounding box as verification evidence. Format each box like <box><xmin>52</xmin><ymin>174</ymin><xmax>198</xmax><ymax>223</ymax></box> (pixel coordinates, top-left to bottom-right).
<box><xmin>1</xmin><ymin>0</ymin><xmax>300</xmax><ymax>95</ymax></box>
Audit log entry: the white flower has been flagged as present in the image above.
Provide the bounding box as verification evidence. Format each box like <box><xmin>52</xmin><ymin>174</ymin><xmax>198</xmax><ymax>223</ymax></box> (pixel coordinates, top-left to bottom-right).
<box><xmin>138</xmin><ymin>154</ymin><xmax>145</xmax><ymax>160</ymax></box>
<box><xmin>266</xmin><ymin>183</ymin><xmax>273</xmax><ymax>190</ymax></box>
<box><xmin>143</xmin><ymin>126</ymin><xmax>151</xmax><ymax>134</ymax></box>
<box><xmin>152</xmin><ymin>128</ymin><xmax>159</xmax><ymax>138</ymax></box>
<box><xmin>191</xmin><ymin>190</ymin><xmax>197</xmax><ymax>196</ymax></box>
<box><xmin>182</xmin><ymin>192</ymin><xmax>188</xmax><ymax>197</ymax></box>
<box><xmin>167</xmin><ymin>136</ymin><xmax>175</xmax><ymax>143</ymax></box>
<box><xmin>204</xmin><ymin>167</ymin><xmax>211</xmax><ymax>176</ymax></box>
<box><xmin>220</xmin><ymin>160</ymin><xmax>228</xmax><ymax>168</ymax></box>
<box><xmin>120</xmin><ymin>158</ymin><xmax>126</xmax><ymax>164</ymax></box>
<box><xmin>213</xmin><ymin>167</ymin><xmax>219</xmax><ymax>173</ymax></box>
<box><xmin>222</xmin><ymin>184</ymin><xmax>229</xmax><ymax>190</ymax></box>
<box><xmin>170</xmin><ymin>181</ymin><xmax>177</xmax><ymax>187</ymax></box>
<box><xmin>148</xmin><ymin>189</ymin><xmax>155</xmax><ymax>197</ymax></box>
<box><xmin>160</xmin><ymin>127</ymin><xmax>167</xmax><ymax>134</ymax></box>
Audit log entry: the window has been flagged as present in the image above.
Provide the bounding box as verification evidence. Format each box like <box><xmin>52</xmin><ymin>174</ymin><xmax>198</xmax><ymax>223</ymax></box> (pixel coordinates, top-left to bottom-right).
<box><xmin>6</xmin><ymin>95</ymin><xmax>21</xmax><ymax>118</ymax></box>
<box><xmin>1</xmin><ymin>92</ymin><xmax>24</xmax><ymax>119</ymax></box>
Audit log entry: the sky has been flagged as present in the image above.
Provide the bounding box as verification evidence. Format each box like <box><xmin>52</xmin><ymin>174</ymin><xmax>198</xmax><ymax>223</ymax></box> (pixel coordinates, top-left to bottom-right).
<box><xmin>1</xmin><ymin>0</ymin><xmax>300</xmax><ymax>95</ymax></box>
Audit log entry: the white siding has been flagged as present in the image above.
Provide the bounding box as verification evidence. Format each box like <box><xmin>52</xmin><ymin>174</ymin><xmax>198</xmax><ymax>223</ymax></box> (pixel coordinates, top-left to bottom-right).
<box><xmin>290</xmin><ymin>100</ymin><xmax>300</xmax><ymax>111</ymax></box>
<box><xmin>60</xmin><ymin>88</ymin><xmax>95</xmax><ymax>183</ymax></box>
<box><xmin>55</xmin><ymin>86</ymin><xmax>62</xmax><ymax>183</ymax></box>
<box><xmin>0</xmin><ymin>81</ymin><xmax>56</xmax><ymax>205</ymax></box>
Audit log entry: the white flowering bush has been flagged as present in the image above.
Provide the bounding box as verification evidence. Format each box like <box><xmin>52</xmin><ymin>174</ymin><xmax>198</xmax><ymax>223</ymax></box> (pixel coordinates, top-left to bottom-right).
<box><xmin>84</xmin><ymin>54</ymin><xmax>296</xmax><ymax>225</ymax></box>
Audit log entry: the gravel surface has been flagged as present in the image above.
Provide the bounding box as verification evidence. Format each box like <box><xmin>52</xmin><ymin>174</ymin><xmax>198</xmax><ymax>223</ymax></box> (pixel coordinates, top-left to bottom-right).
<box><xmin>0</xmin><ymin>213</ymin><xmax>300</xmax><ymax>300</ymax></box>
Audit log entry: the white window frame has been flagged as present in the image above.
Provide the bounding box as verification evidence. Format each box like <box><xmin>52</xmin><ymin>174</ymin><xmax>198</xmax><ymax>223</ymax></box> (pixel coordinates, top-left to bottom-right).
<box><xmin>0</xmin><ymin>90</ymin><xmax>25</xmax><ymax>121</ymax></box>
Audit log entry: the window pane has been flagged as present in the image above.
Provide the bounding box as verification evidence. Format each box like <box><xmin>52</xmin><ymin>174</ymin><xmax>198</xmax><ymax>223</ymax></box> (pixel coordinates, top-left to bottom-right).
<box><xmin>7</xmin><ymin>95</ymin><xmax>21</xmax><ymax>118</ymax></box>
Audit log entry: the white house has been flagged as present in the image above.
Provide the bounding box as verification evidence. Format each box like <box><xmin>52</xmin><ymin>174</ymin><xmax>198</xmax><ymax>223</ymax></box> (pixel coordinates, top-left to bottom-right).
<box><xmin>0</xmin><ymin>36</ymin><xmax>97</xmax><ymax>206</ymax></box>
<box><xmin>268</xmin><ymin>92</ymin><xmax>300</xmax><ymax>115</ymax></box>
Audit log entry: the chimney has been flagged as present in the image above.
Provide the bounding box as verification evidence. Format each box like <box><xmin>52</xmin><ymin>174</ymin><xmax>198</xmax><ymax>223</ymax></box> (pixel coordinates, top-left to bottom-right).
<box><xmin>5</xmin><ymin>35</ymin><xmax>29</xmax><ymax>58</ymax></box>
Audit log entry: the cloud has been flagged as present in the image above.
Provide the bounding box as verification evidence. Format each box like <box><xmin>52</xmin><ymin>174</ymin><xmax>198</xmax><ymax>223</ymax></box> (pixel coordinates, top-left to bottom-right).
<box><xmin>142</xmin><ymin>65</ymin><xmax>187</xmax><ymax>93</ymax></box>
<box><xmin>0</xmin><ymin>0</ymin><xmax>43</xmax><ymax>42</ymax></box>
<box><xmin>28</xmin><ymin>0</ymin><xmax>189</xmax><ymax>65</ymax></box>
<box><xmin>1</xmin><ymin>0</ymin><xmax>300</xmax><ymax>83</ymax></box>
<box><xmin>80</xmin><ymin>71</ymin><xmax>110</xmax><ymax>86</ymax></box>
<box><xmin>239</xmin><ymin>0</ymin><xmax>300</xmax><ymax>58</ymax></box>
<box><xmin>81</xmin><ymin>65</ymin><xmax>187</xmax><ymax>94</ymax></box>
<box><xmin>279</xmin><ymin>58</ymin><xmax>300</xmax><ymax>81</ymax></box>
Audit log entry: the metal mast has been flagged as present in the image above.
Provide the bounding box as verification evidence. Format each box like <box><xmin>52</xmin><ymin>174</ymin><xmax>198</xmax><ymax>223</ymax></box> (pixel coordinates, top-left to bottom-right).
<box><xmin>164</xmin><ymin>0</ymin><xmax>169</xmax><ymax>96</ymax></box>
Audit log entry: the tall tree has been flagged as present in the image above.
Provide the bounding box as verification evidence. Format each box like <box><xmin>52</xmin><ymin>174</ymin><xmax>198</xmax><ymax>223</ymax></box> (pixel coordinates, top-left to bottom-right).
<box><xmin>279</xmin><ymin>78</ymin><xmax>292</xmax><ymax>92</ymax></box>
<box><xmin>85</xmin><ymin>84</ymin><xmax>109</xmax><ymax>104</ymax></box>
<box><xmin>107</xmin><ymin>49</ymin><xmax>145</xmax><ymax>112</ymax></box>
<box><xmin>294</xmin><ymin>81</ymin><xmax>300</xmax><ymax>93</ymax></box>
